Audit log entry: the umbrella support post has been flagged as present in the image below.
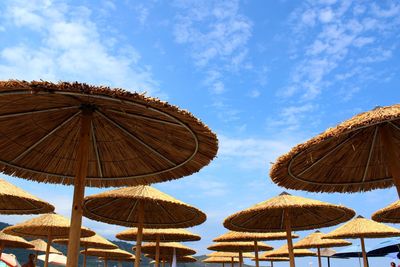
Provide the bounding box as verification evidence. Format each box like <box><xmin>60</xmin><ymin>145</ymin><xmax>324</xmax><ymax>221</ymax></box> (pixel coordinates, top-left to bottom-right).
<box><xmin>155</xmin><ymin>235</ymin><xmax>160</xmax><ymax>267</ymax></box>
<box><xmin>270</xmin><ymin>261</ymin><xmax>273</xmax><ymax>267</ymax></box>
<box><xmin>254</xmin><ymin>240</ymin><xmax>259</xmax><ymax>267</ymax></box>
<box><xmin>0</xmin><ymin>244</ymin><xmax>3</xmax><ymax>258</ymax></box>
<box><xmin>162</xmin><ymin>259</ymin><xmax>165</xmax><ymax>267</ymax></box>
<box><xmin>238</xmin><ymin>251</ymin><xmax>243</xmax><ymax>267</ymax></box>
<box><xmin>381</xmin><ymin>125</ymin><xmax>400</xmax><ymax>198</ymax></box>
<box><xmin>35</xmin><ymin>251</ymin><xmax>38</xmax><ymax>267</ymax></box>
<box><xmin>44</xmin><ymin>235</ymin><xmax>52</xmax><ymax>267</ymax></box>
<box><xmin>327</xmin><ymin>257</ymin><xmax>330</xmax><ymax>267</ymax></box>
<box><xmin>360</xmin><ymin>237</ymin><xmax>368</xmax><ymax>267</ymax></box>
<box><xmin>66</xmin><ymin>110</ymin><xmax>92</xmax><ymax>267</ymax></box>
<box><xmin>84</xmin><ymin>245</ymin><xmax>88</xmax><ymax>267</ymax></box>
<box><xmin>104</xmin><ymin>258</ymin><xmax>108</xmax><ymax>267</ymax></box>
<box><xmin>284</xmin><ymin>209</ymin><xmax>295</xmax><ymax>267</ymax></box>
<box><xmin>223</xmin><ymin>262</ymin><xmax>225</xmax><ymax>267</ymax></box>
<box><xmin>231</xmin><ymin>257</ymin><xmax>234</xmax><ymax>267</ymax></box>
<box><xmin>134</xmin><ymin>202</ymin><xmax>145</xmax><ymax>267</ymax></box>
<box><xmin>317</xmin><ymin>247</ymin><xmax>322</xmax><ymax>267</ymax></box>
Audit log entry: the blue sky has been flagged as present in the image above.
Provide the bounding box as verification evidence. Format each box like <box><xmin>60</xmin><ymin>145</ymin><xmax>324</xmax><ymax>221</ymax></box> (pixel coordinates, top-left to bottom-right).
<box><xmin>0</xmin><ymin>0</ymin><xmax>400</xmax><ymax>266</ymax></box>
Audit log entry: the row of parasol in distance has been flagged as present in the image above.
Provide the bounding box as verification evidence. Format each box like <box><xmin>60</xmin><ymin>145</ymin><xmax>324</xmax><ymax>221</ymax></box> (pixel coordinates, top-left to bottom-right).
<box><xmin>1</xmin><ymin>81</ymin><xmax>400</xmax><ymax>267</ymax></box>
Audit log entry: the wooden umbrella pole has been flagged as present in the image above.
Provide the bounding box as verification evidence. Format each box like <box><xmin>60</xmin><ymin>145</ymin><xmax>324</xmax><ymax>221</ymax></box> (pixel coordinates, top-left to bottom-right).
<box><xmin>381</xmin><ymin>125</ymin><xmax>400</xmax><ymax>198</ymax></box>
<box><xmin>284</xmin><ymin>209</ymin><xmax>295</xmax><ymax>267</ymax></box>
<box><xmin>254</xmin><ymin>240</ymin><xmax>259</xmax><ymax>267</ymax></box>
<box><xmin>134</xmin><ymin>201</ymin><xmax>145</xmax><ymax>267</ymax></box>
<box><xmin>35</xmin><ymin>251</ymin><xmax>38</xmax><ymax>267</ymax></box>
<box><xmin>162</xmin><ymin>258</ymin><xmax>165</xmax><ymax>267</ymax></box>
<box><xmin>0</xmin><ymin>244</ymin><xmax>3</xmax><ymax>258</ymax></box>
<box><xmin>83</xmin><ymin>245</ymin><xmax>88</xmax><ymax>267</ymax></box>
<box><xmin>44</xmin><ymin>234</ymin><xmax>52</xmax><ymax>267</ymax></box>
<box><xmin>360</xmin><ymin>237</ymin><xmax>368</xmax><ymax>267</ymax></box>
<box><xmin>104</xmin><ymin>258</ymin><xmax>108</xmax><ymax>267</ymax></box>
<box><xmin>222</xmin><ymin>262</ymin><xmax>225</xmax><ymax>267</ymax></box>
<box><xmin>155</xmin><ymin>235</ymin><xmax>160</xmax><ymax>267</ymax></box>
<box><xmin>238</xmin><ymin>251</ymin><xmax>243</xmax><ymax>267</ymax></box>
<box><xmin>66</xmin><ymin>109</ymin><xmax>93</xmax><ymax>267</ymax></box>
<box><xmin>270</xmin><ymin>261</ymin><xmax>273</xmax><ymax>267</ymax></box>
<box><xmin>327</xmin><ymin>257</ymin><xmax>330</xmax><ymax>267</ymax></box>
<box><xmin>231</xmin><ymin>257</ymin><xmax>234</xmax><ymax>267</ymax></box>
<box><xmin>317</xmin><ymin>247</ymin><xmax>322</xmax><ymax>267</ymax></box>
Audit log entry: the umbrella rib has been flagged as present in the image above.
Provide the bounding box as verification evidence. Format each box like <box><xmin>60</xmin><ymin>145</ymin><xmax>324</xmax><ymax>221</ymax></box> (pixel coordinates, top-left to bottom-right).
<box><xmin>239</xmin><ymin>210</ymin><xmax>271</xmax><ymax>230</ymax></box>
<box><xmin>107</xmin><ymin>109</ymin><xmax>183</xmax><ymax>127</ymax></box>
<box><xmin>96</xmin><ymin>110</ymin><xmax>177</xmax><ymax>166</ymax></box>
<box><xmin>362</xmin><ymin>126</ymin><xmax>378</xmax><ymax>182</ymax></box>
<box><xmin>11</xmin><ymin>111</ymin><xmax>81</xmax><ymax>163</ymax></box>
<box><xmin>389</xmin><ymin>121</ymin><xmax>400</xmax><ymax>131</ymax></box>
<box><xmin>157</xmin><ymin>202</ymin><xmax>177</xmax><ymax>223</ymax></box>
<box><xmin>91</xmin><ymin>121</ymin><xmax>103</xmax><ymax>178</ymax></box>
<box><xmin>125</xmin><ymin>200</ymin><xmax>139</xmax><ymax>222</ymax></box>
<box><xmin>0</xmin><ymin>106</ymin><xmax>79</xmax><ymax>119</ymax></box>
<box><xmin>296</xmin><ymin>130</ymin><xmax>362</xmax><ymax>177</ymax></box>
<box><xmin>87</xmin><ymin>198</ymin><xmax>122</xmax><ymax>212</ymax></box>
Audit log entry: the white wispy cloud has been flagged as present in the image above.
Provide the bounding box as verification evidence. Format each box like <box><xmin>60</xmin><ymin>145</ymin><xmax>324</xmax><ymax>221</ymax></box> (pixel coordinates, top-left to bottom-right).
<box><xmin>0</xmin><ymin>0</ymin><xmax>159</xmax><ymax>95</ymax></box>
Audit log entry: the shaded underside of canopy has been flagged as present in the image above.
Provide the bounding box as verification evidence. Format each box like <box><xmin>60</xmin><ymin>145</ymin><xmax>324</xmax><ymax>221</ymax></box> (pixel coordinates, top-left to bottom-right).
<box><xmin>261</xmin><ymin>245</ymin><xmax>316</xmax><ymax>257</ymax></box>
<box><xmin>0</xmin><ymin>231</ymin><xmax>34</xmax><ymax>248</ymax></box>
<box><xmin>203</xmin><ymin>257</ymin><xmax>239</xmax><ymax>263</ymax></box>
<box><xmin>372</xmin><ymin>200</ymin><xmax>400</xmax><ymax>223</ymax></box>
<box><xmin>116</xmin><ymin>228</ymin><xmax>200</xmax><ymax>242</ymax></box>
<box><xmin>213</xmin><ymin>231</ymin><xmax>297</xmax><ymax>242</ymax></box>
<box><xmin>28</xmin><ymin>239</ymin><xmax>62</xmax><ymax>253</ymax></box>
<box><xmin>294</xmin><ymin>231</ymin><xmax>351</xmax><ymax>249</ymax></box>
<box><xmin>81</xmin><ymin>248</ymin><xmax>132</xmax><ymax>258</ymax></box>
<box><xmin>207</xmin><ymin>242</ymin><xmax>273</xmax><ymax>252</ymax></box>
<box><xmin>138</xmin><ymin>242</ymin><xmax>196</xmax><ymax>256</ymax></box>
<box><xmin>206</xmin><ymin>252</ymin><xmax>253</xmax><ymax>258</ymax></box>
<box><xmin>54</xmin><ymin>233</ymin><xmax>117</xmax><ymax>249</ymax></box>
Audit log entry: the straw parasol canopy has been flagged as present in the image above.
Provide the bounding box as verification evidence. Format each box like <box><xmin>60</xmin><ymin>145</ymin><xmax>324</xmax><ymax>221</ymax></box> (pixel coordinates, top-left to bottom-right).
<box><xmin>223</xmin><ymin>192</ymin><xmax>354</xmax><ymax>267</ymax></box>
<box><xmin>147</xmin><ymin>255</ymin><xmax>196</xmax><ymax>263</ymax></box>
<box><xmin>81</xmin><ymin>248</ymin><xmax>133</xmax><ymax>259</ymax></box>
<box><xmin>208</xmin><ymin>242</ymin><xmax>273</xmax><ymax>252</ymax></box>
<box><xmin>206</xmin><ymin>252</ymin><xmax>253</xmax><ymax>258</ymax></box>
<box><xmin>256</xmin><ymin>256</ymin><xmax>289</xmax><ymax>262</ymax></box>
<box><xmin>213</xmin><ymin>231</ymin><xmax>298</xmax><ymax>242</ymax></box>
<box><xmin>203</xmin><ymin>257</ymin><xmax>239</xmax><ymax>263</ymax></box>
<box><xmin>99</xmin><ymin>255</ymin><xmax>135</xmax><ymax>262</ymax></box>
<box><xmin>0</xmin><ymin>80</ymin><xmax>218</xmax><ymax>267</ymax></box>
<box><xmin>262</xmin><ymin>245</ymin><xmax>316</xmax><ymax>258</ymax></box>
<box><xmin>116</xmin><ymin>228</ymin><xmax>200</xmax><ymax>242</ymax></box>
<box><xmin>138</xmin><ymin>242</ymin><xmax>196</xmax><ymax>256</ymax></box>
<box><xmin>54</xmin><ymin>233</ymin><xmax>117</xmax><ymax>249</ymax></box>
<box><xmin>372</xmin><ymin>200</ymin><xmax>400</xmax><ymax>223</ymax></box>
<box><xmin>0</xmin><ymin>231</ymin><xmax>34</xmax><ymax>257</ymax></box>
<box><xmin>270</xmin><ymin>104</ymin><xmax>400</xmax><ymax>194</ymax></box>
<box><xmin>0</xmin><ymin>179</ymin><xmax>54</xmax><ymax>214</ymax></box>
<box><xmin>28</xmin><ymin>239</ymin><xmax>62</xmax><ymax>254</ymax></box>
<box><xmin>324</xmin><ymin>215</ymin><xmax>400</xmax><ymax>267</ymax></box>
<box><xmin>293</xmin><ymin>230</ymin><xmax>351</xmax><ymax>267</ymax></box>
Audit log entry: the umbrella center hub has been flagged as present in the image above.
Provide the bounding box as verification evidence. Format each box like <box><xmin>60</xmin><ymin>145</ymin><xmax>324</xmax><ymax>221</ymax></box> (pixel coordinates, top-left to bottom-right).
<box><xmin>79</xmin><ymin>103</ymin><xmax>97</xmax><ymax>114</ymax></box>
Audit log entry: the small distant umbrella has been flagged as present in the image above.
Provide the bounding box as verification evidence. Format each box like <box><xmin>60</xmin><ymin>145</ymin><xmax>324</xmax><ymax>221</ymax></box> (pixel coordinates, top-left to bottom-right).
<box><xmin>270</xmin><ymin>105</ymin><xmax>400</xmax><ymax>195</ymax></box>
<box><xmin>261</xmin><ymin>244</ymin><xmax>316</xmax><ymax>258</ymax></box>
<box><xmin>54</xmin><ymin>233</ymin><xmax>118</xmax><ymax>267</ymax></box>
<box><xmin>0</xmin><ymin>179</ymin><xmax>54</xmax><ymax>214</ymax></box>
<box><xmin>223</xmin><ymin>192</ymin><xmax>355</xmax><ymax>267</ymax></box>
<box><xmin>206</xmin><ymin>252</ymin><xmax>253</xmax><ymax>258</ymax></box>
<box><xmin>84</xmin><ymin>185</ymin><xmax>205</xmax><ymax>267</ymax></box>
<box><xmin>208</xmin><ymin>241</ymin><xmax>273</xmax><ymax>267</ymax></box>
<box><xmin>147</xmin><ymin>255</ymin><xmax>196</xmax><ymax>263</ymax></box>
<box><xmin>372</xmin><ymin>200</ymin><xmax>400</xmax><ymax>223</ymax></box>
<box><xmin>367</xmin><ymin>237</ymin><xmax>400</xmax><ymax>256</ymax></box>
<box><xmin>254</xmin><ymin>256</ymin><xmax>289</xmax><ymax>267</ymax></box>
<box><xmin>0</xmin><ymin>231</ymin><xmax>33</xmax><ymax>257</ymax></box>
<box><xmin>318</xmin><ymin>248</ymin><xmax>337</xmax><ymax>267</ymax></box>
<box><xmin>138</xmin><ymin>242</ymin><xmax>196</xmax><ymax>256</ymax></box>
<box><xmin>81</xmin><ymin>248</ymin><xmax>133</xmax><ymax>267</ymax></box>
<box><xmin>213</xmin><ymin>231</ymin><xmax>292</xmax><ymax>267</ymax></box>
<box><xmin>203</xmin><ymin>256</ymin><xmax>239</xmax><ymax>267</ymax></box>
<box><xmin>0</xmin><ymin>80</ymin><xmax>218</xmax><ymax>267</ymax></box>
<box><xmin>28</xmin><ymin>239</ymin><xmax>62</xmax><ymax>266</ymax></box>
<box><xmin>3</xmin><ymin>213</ymin><xmax>94</xmax><ymax>267</ymax></box>
<box><xmin>324</xmin><ymin>215</ymin><xmax>400</xmax><ymax>267</ymax></box>
<box><xmin>294</xmin><ymin>230</ymin><xmax>351</xmax><ymax>267</ymax></box>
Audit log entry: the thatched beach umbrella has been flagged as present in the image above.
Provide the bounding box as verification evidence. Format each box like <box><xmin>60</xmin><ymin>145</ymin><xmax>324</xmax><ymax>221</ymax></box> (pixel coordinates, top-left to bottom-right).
<box><xmin>0</xmin><ymin>179</ymin><xmax>54</xmax><ymax>214</ymax></box>
<box><xmin>318</xmin><ymin>248</ymin><xmax>336</xmax><ymax>267</ymax></box>
<box><xmin>28</xmin><ymin>239</ymin><xmax>62</xmax><ymax>266</ymax></box>
<box><xmin>206</xmin><ymin>252</ymin><xmax>252</xmax><ymax>267</ymax></box>
<box><xmin>372</xmin><ymin>200</ymin><xmax>400</xmax><ymax>223</ymax></box>
<box><xmin>254</xmin><ymin>256</ymin><xmax>289</xmax><ymax>267</ymax></box>
<box><xmin>54</xmin><ymin>233</ymin><xmax>118</xmax><ymax>267</ymax></box>
<box><xmin>213</xmin><ymin>231</ymin><xmax>298</xmax><ymax>267</ymax></box>
<box><xmin>0</xmin><ymin>80</ymin><xmax>218</xmax><ymax>267</ymax></box>
<box><xmin>293</xmin><ymin>230</ymin><xmax>351</xmax><ymax>267</ymax></box>
<box><xmin>208</xmin><ymin>241</ymin><xmax>273</xmax><ymax>267</ymax></box>
<box><xmin>270</xmin><ymin>105</ymin><xmax>400</xmax><ymax>195</ymax></box>
<box><xmin>117</xmin><ymin>227</ymin><xmax>200</xmax><ymax>267</ymax></box>
<box><xmin>0</xmin><ymin>231</ymin><xmax>33</xmax><ymax>257</ymax></box>
<box><xmin>84</xmin><ymin>185</ymin><xmax>205</xmax><ymax>267</ymax></box>
<box><xmin>100</xmin><ymin>255</ymin><xmax>136</xmax><ymax>265</ymax></box>
<box><xmin>324</xmin><ymin>215</ymin><xmax>400</xmax><ymax>267</ymax></box>
<box><xmin>147</xmin><ymin>254</ymin><xmax>196</xmax><ymax>263</ymax></box>
<box><xmin>3</xmin><ymin>213</ymin><xmax>94</xmax><ymax>267</ymax></box>
<box><xmin>139</xmin><ymin>242</ymin><xmax>196</xmax><ymax>256</ymax></box>
<box><xmin>81</xmin><ymin>248</ymin><xmax>133</xmax><ymax>267</ymax></box>
<box><xmin>261</xmin><ymin>244</ymin><xmax>316</xmax><ymax>258</ymax></box>
<box><xmin>203</xmin><ymin>256</ymin><xmax>239</xmax><ymax>267</ymax></box>
<box><xmin>223</xmin><ymin>192</ymin><xmax>355</xmax><ymax>267</ymax></box>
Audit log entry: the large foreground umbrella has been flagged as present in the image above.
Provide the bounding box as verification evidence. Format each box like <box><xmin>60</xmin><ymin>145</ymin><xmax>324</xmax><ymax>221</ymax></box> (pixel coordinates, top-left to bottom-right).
<box><xmin>213</xmin><ymin>231</ymin><xmax>297</xmax><ymax>267</ymax></box>
<box><xmin>0</xmin><ymin>179</ymin><xmax>54</xmax><ymax>214</ymax></box>
<box><xmin>54</xmin><ymin>233</ymin><xmax>118</xmax><ymax>267</ymax></box>
<box><xmin>0</xmin><ymin>80</ymin><xmax>218</xmax><ymax>267</ymax></box>
<box><xmin>372</xmin><ymin>200</ymin><xmax>400</xmax><ymax>223</ymax></box>
<box><xmin>324</xmin><ymin>215</ymin><xmax>400</xmax><ymax>267</ymax></box>
<box><xmin>116</xmin><ymin>227</ymin><xmax>199</xmax><ymax>267</ymax></box>
<box><xmin>84</xmin><ymin>185</ymin><xmax>205</xmax><ymax>267</ymax></box>
<box><xmin>270</xmin><ymin>105</ymin><xmax>400</xmax><ymax>195</ymax></box>
<box><xmin>0</xmin><ymin>231</ymin><xmax>33</xmax><ymax>257</ymax></box>
<box><xmin>208</xmin><ymin>241</ymin><xmax>273</xmax><ymax>267</ymax></box>
<box><xmin>223</xmin><ymin>192</ymin><xmax>355</xmax><ymax>267</ymax></box>
<box><xmin>81</xmin><ymin>248</ymin><xmax>133</xmax><ymax>267</ymax></box>
<box><xmin>3</xmin><ymin>213</ymin><xmax>94</xmax><ymax>267</ymax></box>
<box><xmin>294</xmin><ymin>230</ymin><xmax>351</xmax><ymax>267</ymax></box>
<box><xmin>255</xmin><ymin>256</ymin><xmax>289</xmax><ymax>267</ymax></box>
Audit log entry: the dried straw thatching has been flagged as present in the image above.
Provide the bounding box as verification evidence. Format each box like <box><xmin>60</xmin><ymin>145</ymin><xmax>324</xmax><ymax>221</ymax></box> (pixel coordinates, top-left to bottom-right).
<box><xmin>147</xmin><ymin>255</ymin><xmax>196</xmax><ymax>263</ymax></box>
<box><xmin>2</xmin><ymin>213</ymin><xmax>95</xmax><ymax>238</ymax></box>
<box><xmin>324</xmin><ymin>215</ymin><xmax>400</xmax><ymax>239</ymax></box>
<box><xmin>203</xmin><ymin>257</ymin><xmax>239</xmax><ymax>263</ymax></box>
<box><xmin>294</xmin><ymin>231</ymin><xmax>351</xmax><ymax>249</ymax></box>
<box><xmin>207</xmin><ymin>242</ymin><xmax>273</xmax><ymax>253</ymax></box>
<box><xmin>28</xmin><ymin>239</ymin><xmax>62</xmax><ymax>254</ymax></box>
<box><xmin>223</xmin><ymin>192</ymin><xmax>355</xmax><ymax>232</ymax></box>
<box><xmin>81</xmin><ymin>248</ymin><xmax>132</xmax><ymax>258</ymax></box>
<box><xmin>206</xmin><ymin>252</ymin><xmax>253</xmax><ymax>258</ymax></box>
<box><xmin>116</xmin><ymin>228</ymin><xmax>200</xmax><ymax>242</ymax></box>
<box><xmin>138</xmin><ymin>242</ymin><xmax>196</xmax><ymax>256</ymax></box>
<box><xmin>0</xmin><ymin>179</ymin><xmax>54</xmax><ymax>214</ymax></box>
<box><xmin>99</xmin><ymin>255</ymin><xmax>135</xmax><ymax>262</ymax></box>
<box><xmin>255</xmin><ymin>256</ymin><xmax>289</xmax><ymax>262</ymax></box>
<box><xmin>318</xmin><ymin>248</ymin><xmax>336</xmax><ymax>257</ymax></box>
<box><xmin>54</xmin><ymin>233</ymin><xmax>117</xmax><ymax>249</ymax></box>
<box><xmin>0</xmin><ymin>231</ymin><xmax>34</xmax><ymax>249</ymax></box>
<box><xmin>0</xmin><ymin>80</ymin><xmax>218</xmax><ymax>187</ymax></box>
<box><xmin>213</xmin><ymin>231</ymin><xmax>298</xmax><ymax>242</ymax></box>
<box><xmin>83</xmin><ymin>185</ymin><xmax>206</xmax><ymax>227</ymax></box>
<box><xmin>372</xmin><ymin>200</ymin><xmax>400</xmax><ymax>223</ymax></box>
<box><xmin>270</xmin><ymin>104</ymin><xmax>400</xmax><ymax>193</ymax></box>
<box><xmin>261</xmin><ymin>245</ymin><xmax>316</xmax><ymax>257</ymax></box>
